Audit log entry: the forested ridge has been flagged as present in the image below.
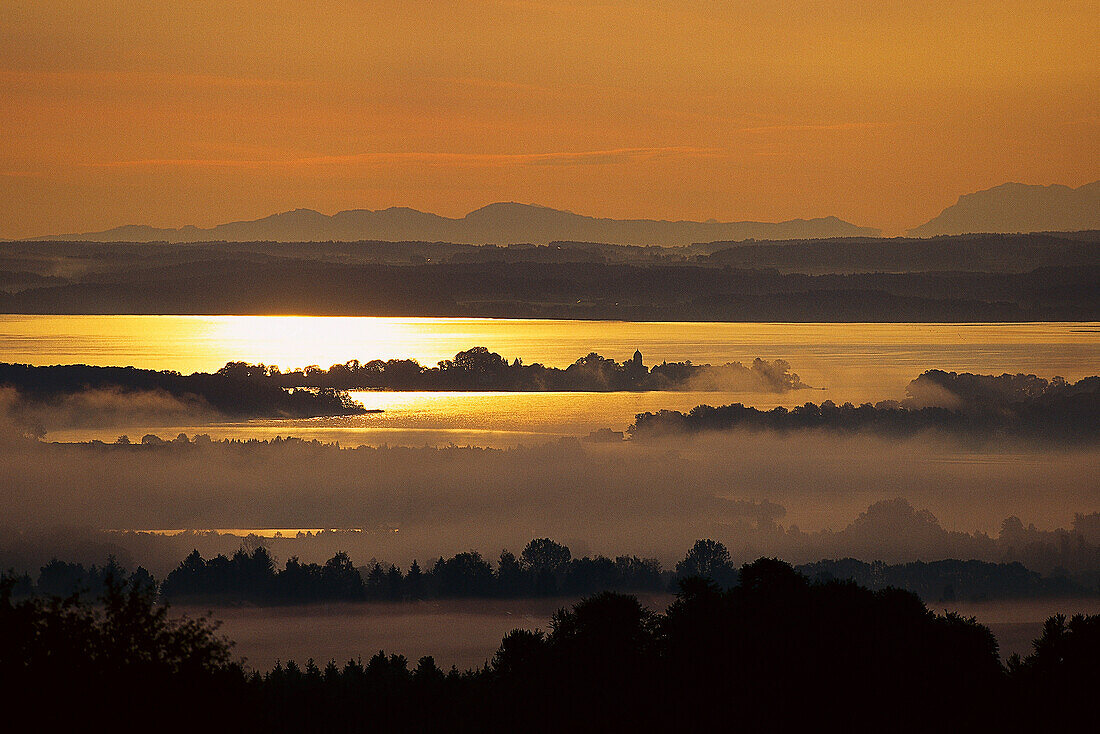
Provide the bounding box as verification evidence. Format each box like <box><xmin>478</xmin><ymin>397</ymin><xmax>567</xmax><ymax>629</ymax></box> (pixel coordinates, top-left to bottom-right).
<box><xmin>2</xmin><ymin>232</ymin><xmax>1097</xmax><ymax>320</ymax></box>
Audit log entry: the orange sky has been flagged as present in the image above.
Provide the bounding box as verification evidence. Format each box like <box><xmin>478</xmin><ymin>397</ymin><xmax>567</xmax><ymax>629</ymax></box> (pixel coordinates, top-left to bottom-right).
<box><xmin>1</xmin><ymin>0</ymin><xmax>1097</xmax><ymax>238</ymax></box>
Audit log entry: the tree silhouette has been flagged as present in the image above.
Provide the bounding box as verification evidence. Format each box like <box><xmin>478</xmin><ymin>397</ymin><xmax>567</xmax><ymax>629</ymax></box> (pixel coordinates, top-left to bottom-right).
<box><xmin>8</xmin><ymin>558</ymin><xmax>1097</xmax><ymax>731</ymax></box>
<box><xmin>675</xmin><ymin>538</ymin><xmax>737</xmax><ymax>587</ymax></box>
<box><xmin>0</xmin><ymin>571</ymin><xmax>245</xmax><ymax>727</ymax></box>
<box><xmin>496</xmin><ymin>549</ymin><xmax>526</xmax><ymax>597</ymax></box>
<box><xmin>521</xmin><ymin>538</ymin><xmax>571</xmax><ymax>574</ymax></box>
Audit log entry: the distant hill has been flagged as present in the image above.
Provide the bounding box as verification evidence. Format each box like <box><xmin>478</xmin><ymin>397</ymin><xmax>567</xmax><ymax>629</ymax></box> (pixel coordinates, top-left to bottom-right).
<box><xmin>909</xmin><ymin>181</ymin><xmax>1100</xmax><ymax>237</ymax></box>
<box><xmin>31</xmin><ymin>202</ymin><xmax>879</xmax><ymax>245</ymax></box>
<box><xmin>702</xmin><ymin>232</ymin><xmax>1100</xmax><ymax>274</ymax></box>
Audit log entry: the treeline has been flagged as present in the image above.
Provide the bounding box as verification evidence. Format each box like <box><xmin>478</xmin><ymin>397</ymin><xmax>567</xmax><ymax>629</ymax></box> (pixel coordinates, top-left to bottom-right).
<box><xmin>2</xmin><ymin>556</ymin><xmax>157</xmax><ymax>600</ymax></box>
<box><xmin>801</xmin><ymin>558</ymin><xmax>1087</xmax><ymax>602</ymax></box>
<box><xmin>2</xmin><ymin>257</ymin><xmax>1095</xmax><ymax>321</ymax></box>
<box><xmin>219</xmin><ymin>347</ymin><xmax>808</xmax><ymax>392</ymax></box>
<box><xmin>11</xmin><ymin>538</ymin><xmax>1093</xmax><ymax>607</ymax></box>
<box><xmin>0</xmin><ymin>350</ymin><xmax>810</xmax><ymax>411</ymax></box>
<box><xmin>631</xmin><ymin>371</ymin><xmax>1100</xmax><ymax>441</ymax></box>
<box><xmin>703</xmin><ymin>231</ymin><xmax>1100</xmax><ymax>274</ymax></box>
<box><xmin>0</xmin><ymin>362</ymin><xmax>365</xmax><ymax>419</ymax></box>
<box><xmin>906</xmin><ymin>369</ymin><xmax>1100</xmax><ymax>411</ymax></box>
<box><xmin>3</xmin><ymin>560</ymin><xmax>1097</xmax><ymax>731</ymax></box>
<box><xmin>4</xmin><ymin>231</ymin><xmax>1096</xmax><ymax>276</ymax></box>
<box><xmin>160</xmin><ymin>540</ymin><xmax>665</xmax><ymax>603</ymax></box>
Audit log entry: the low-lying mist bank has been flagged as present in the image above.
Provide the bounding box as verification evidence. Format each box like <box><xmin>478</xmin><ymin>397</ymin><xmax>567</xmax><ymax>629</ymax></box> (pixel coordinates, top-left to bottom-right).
<box><xmin>5</xmin><ymin>365</ymin><xmax>1096</xmax><ymax>446</ymax></box>
<box><xmin>2</xmin><ymin>429</ymin><xmax>1096</xmax><ymax>584</ymax></box>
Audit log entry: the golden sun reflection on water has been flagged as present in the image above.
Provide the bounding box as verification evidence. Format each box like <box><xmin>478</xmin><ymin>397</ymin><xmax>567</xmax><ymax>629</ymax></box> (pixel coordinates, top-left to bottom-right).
<box><xmin>1</xmin><ymin>316</ymin><xmax>1097</xmax><ymax>378</ymax></box>
<box><xmin>7</xmin><ymin>316</ymin><xmax>1099</xmax><ymax>447</ymax></box>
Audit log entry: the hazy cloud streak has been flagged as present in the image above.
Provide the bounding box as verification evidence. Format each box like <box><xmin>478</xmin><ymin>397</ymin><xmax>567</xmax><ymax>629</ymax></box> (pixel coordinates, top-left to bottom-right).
<box><xmin>87</xmin><ymin>146</ymin><xmax>727</xmax><ymax>171</ymax></box>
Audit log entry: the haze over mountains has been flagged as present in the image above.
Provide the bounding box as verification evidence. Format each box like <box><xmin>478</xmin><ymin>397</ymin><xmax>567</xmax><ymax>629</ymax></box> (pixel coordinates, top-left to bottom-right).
<box><xmin>910</xmin><ymin>181</ymin><xmax>1100</xmax><ymax>237</ymax></box>
<box><xmin>19</xmin><ymin>181</ymin><xmax>1099</xmax><ymax>245</ymax></box>
<box><xmin>30</xmin><ymin>203</ymin><xmax>878</xmax><ymax>246</ymax></box>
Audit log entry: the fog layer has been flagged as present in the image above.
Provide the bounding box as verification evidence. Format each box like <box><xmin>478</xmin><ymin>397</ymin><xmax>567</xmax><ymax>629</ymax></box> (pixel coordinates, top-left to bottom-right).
<box><xmin>2</xmin><ymin>430</ymin><xmax>1095</xmax><ymax>579</ymax></box>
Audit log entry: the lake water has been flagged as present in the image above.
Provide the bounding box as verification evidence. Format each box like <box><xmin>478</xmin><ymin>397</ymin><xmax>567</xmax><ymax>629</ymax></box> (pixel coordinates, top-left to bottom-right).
<box><xmin>3</xmin><ymin>316</ymin><xmax>1097</xmax><ymax>445</ymax></box>
<box><xmin>183</xmin><ymin>596</ymin><xmax>1100</xmax><ymax>671</ymax></box>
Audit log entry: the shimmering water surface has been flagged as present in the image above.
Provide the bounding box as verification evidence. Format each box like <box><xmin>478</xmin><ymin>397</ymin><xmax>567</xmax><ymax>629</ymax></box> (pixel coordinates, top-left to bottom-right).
<box><xmin>3</xmin><ymin>316</ymin><xmax>1096</xmax><ymax>445</ymax></box>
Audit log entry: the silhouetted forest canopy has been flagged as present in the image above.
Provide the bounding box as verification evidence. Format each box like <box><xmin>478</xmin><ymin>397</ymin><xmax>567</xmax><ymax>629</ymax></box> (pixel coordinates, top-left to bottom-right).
<box><xmin>0</xmin><ymin>362</ymin><xmax>365</xmax><ymax>423</ymax></box>
<box><xmin>1</xmin><ymin>232</ymin><xmax>1097</xmax><ymax>319</ymax></box>
<box><xmin>7</xmin><ymin>537</ymin><xmax>1093</xmax><ymax>607</ymax></box>
<box><xmin>631</xmin><ymin>370</ymin><xmax>1100</xmax><ymax>441</ymax></box>
<box><xmin>702</xmin><ymin>230</ymin><xmax>1100</xmax><ymax>273</ymax></box>
<box><xmin>223</xmin><ymin>347</ymin><xmax>809</xmax><ymax>392</ymax></box>
<box><xmin>0</xmin><ymin>352</ymin><xmax>807</xmax><ymax>410</ymax></box>
<box><xmin>0</xmin><ymin>570</ymin><xmax>243</xmax><ymax>728</ymax></box>
<box><xmin>5</xmin><ymin>230</ymin><xmax>1097</xmax><ymax>271</ymax></box>
<box><xmin>0</xmin><ymin>351</ymin><xmax>807</xmax><ymax>434</ymax></box>
<box><xmin>800</xmin><ymin>558</ymin><xmax>1089</xmax><ymax>602</ymax></box>
<box><xmin>3</xmin><ymin>559</ymin><xmax>1097</xmax><ymax>730</ymax></box>
<box><xmin>157</xmin><ymin>542</ymin><xmax>664</xmax><ymax>604</ymax></box>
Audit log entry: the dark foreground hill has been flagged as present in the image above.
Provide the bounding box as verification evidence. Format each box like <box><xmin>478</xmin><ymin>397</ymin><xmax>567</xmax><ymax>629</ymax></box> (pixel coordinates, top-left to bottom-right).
<box><xmin>3</xmin><ymin>559</ymin><xmax>1096</xmax><ymax>732</ymax></box>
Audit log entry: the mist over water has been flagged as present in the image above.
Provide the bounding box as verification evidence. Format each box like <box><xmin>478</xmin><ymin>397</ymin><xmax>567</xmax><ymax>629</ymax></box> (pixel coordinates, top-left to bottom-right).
<box><xmin>45</xmin><ymin>390</ymin><xmax>809</xmax><ymax>446</ymax></box>
<box><xmin>4</xmin><ymin>0</ymin><xmax>1097</xmax><ymax>720</ymax></box>
<box><xmin>4</xmin><ymin>316</ymin><xmax>1098</xmax><ymax>446</ymax></box>
<box><xmin>2</xmin><ymin>315</ymin><xmax>1096</xmax><ymax>575</ymax></box>
<box><xmin>2</xmin><ymin>431</ymin><xmax>1096</xmax><ymax>576</ymax></box>
<box><xmin>3</xmin><ymin>316</ymin><xmax>1098</xmax><ymax>712</ymax></box>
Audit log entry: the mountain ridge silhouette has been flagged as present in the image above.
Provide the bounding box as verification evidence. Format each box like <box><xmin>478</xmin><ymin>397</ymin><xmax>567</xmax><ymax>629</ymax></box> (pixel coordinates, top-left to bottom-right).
<box><xmin>28</xmin><ymin>202</ymin><xmax>879</xmax><ymax>245</ymax></box>
<box><xmin>909</xmin><ymin>181</ymin><xmax>1100</xmax><ymax>237</ymax></box>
